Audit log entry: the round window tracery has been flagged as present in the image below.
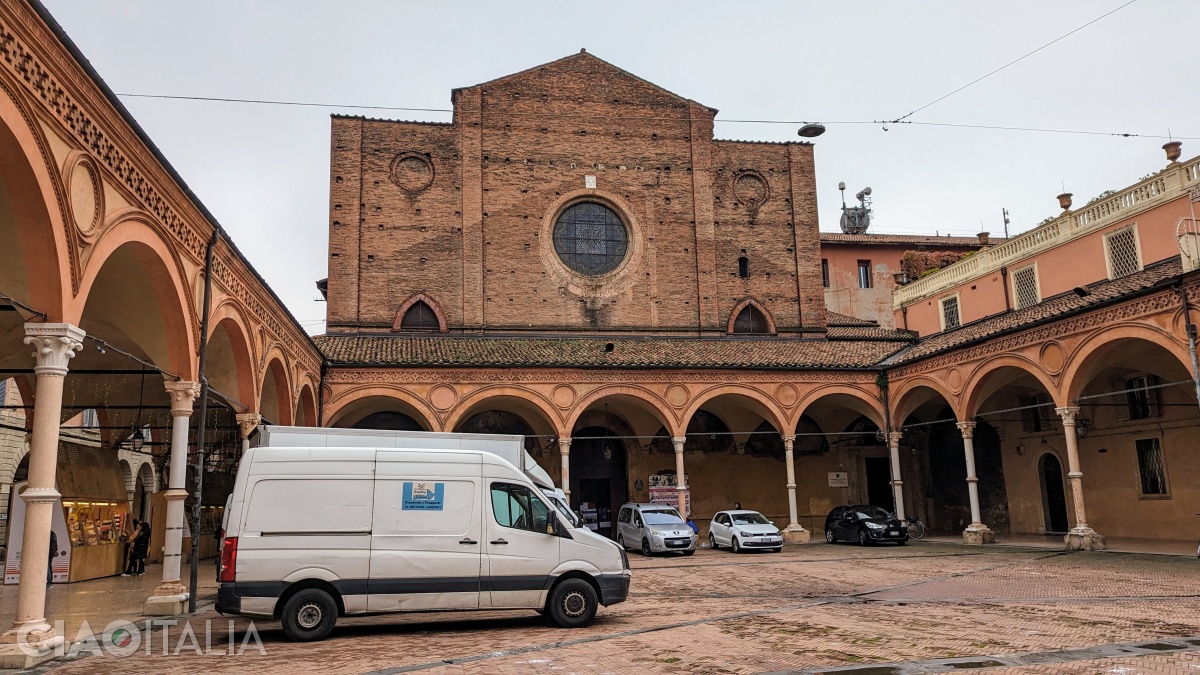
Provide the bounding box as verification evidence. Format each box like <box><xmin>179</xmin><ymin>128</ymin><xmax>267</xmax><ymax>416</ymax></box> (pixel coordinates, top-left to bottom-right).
<box><xmin>551</xmin><ymin>202</ymin><xmax>629</xmax><ymax>276</ymax></box>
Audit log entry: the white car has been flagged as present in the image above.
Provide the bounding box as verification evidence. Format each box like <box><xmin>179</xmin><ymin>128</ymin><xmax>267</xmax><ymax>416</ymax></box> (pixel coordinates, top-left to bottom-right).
<box><xmin>708</xmin><ymin>510</ymin><xmax>783</xmax><ymax>553</ymax></box>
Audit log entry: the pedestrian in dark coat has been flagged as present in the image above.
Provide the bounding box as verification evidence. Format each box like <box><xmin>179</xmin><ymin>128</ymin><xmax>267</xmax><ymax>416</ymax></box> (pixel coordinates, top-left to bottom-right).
<box><xmin>129</xmin><ymin>521</ymin><xmax>151</xmax><ymax>575</ymax></box>
<box><xmin>47</xmin><ymin>530</ymin><xmax>58</xmax><ymax>587</ymax></box>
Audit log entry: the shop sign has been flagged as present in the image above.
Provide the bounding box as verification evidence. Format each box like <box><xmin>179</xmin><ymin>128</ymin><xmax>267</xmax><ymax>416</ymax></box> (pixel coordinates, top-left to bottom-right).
<box><xmin>648</xmin><ymin>486</ymin><xmax>691</xmax><ymax>517</ymax></box>
<box><xmin>828</xmin><ymin>472</ymin><xmax>849</xmax><ymax>488</ymax></box>
<box><xmin>401</xmin><ymin>482</ymin><xmax>445</xmax><ymax>511</ymax></box>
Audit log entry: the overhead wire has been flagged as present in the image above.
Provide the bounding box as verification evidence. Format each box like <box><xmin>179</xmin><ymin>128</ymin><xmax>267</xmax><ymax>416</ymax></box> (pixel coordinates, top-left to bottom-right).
<box><xmin>111</xmin><ymin>92</ymin><xmax>1196</xmax><ymax>141</ymax></box>
<box><xmin>887</xmin><ymin>0</ymin><xmax>1141</xmax><ymax>124</ymax></box>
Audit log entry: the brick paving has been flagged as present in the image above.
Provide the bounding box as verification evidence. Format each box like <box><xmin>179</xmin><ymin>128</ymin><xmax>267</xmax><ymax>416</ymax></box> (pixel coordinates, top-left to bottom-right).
<box><xmin>20</xmin><ymin>542</ymin><xmax>1200</xmax><ymax>674</ymax></box>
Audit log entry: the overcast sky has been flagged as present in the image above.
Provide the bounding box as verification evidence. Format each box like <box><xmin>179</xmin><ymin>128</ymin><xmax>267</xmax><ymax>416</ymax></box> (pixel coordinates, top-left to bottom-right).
<box><xmin>40</xmin><ymin>1</ymin><xmax>1198</xmax><ymax>335</ymax></box>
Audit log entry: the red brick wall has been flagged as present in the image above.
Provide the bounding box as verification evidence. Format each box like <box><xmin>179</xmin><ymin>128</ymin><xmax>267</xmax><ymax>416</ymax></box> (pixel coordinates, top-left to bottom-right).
<box><xmin>325</xmin><ymin>53</ymin><xmax>825</xmax><ymax>335</ymax></box>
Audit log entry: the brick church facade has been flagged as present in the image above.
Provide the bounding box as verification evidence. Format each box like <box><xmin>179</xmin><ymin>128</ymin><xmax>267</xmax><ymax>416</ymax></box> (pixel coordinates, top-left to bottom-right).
<box><xmin>316</xmin><ymin>52</ymin><xmax>1200</xmax><ymax>549</ymax></box>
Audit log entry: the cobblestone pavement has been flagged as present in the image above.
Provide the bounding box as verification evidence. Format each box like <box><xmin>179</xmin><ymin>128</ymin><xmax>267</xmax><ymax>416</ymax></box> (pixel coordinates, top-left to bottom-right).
<box><xmin>21</xmin><ymin>541</ymin><xmax>1200</xmax><ymax>674</ymax></box>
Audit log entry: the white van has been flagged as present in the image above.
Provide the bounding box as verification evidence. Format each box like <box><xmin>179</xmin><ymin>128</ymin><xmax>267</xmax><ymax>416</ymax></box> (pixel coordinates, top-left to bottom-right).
<box><xmin>216</xmin><ymin>427</ymin><xmax>630</xmax><ymax>641</ymax></box>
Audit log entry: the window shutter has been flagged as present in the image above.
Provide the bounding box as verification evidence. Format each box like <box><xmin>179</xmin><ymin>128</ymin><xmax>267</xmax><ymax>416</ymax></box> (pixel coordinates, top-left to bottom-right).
<box><xmin>1036</xmin><ymin>395</ymin><xmax>1055</xmax><ymax>431</ymax></box>
<box><xmin>1111</xmin><ymin>378</ymin><xmax>1130</xmax><ymax>421</ymax></box>
<box><xmin>1019</xmin><ymin>395</ymin><xmax>1037</xmax><ymax>433</ymax></box>
<box><xmin>1145</xmin><ymin>374</ymin><xmax>1161</xmax><ymax>418</ymax></box>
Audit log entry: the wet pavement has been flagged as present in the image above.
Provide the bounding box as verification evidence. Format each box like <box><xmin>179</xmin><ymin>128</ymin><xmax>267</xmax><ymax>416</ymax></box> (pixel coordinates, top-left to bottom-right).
<box><xmin>6</xmin><ymin>543</ymin><xmax>1200</xmax><ymax>673</ymax></box>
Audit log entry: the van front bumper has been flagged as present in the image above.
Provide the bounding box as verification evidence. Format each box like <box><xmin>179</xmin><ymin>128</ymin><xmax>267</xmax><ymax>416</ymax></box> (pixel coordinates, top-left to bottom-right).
<box><xmin>597</xmin><ymin>573</ymin><xmax>631</xmax><ymax>605</ymax></box>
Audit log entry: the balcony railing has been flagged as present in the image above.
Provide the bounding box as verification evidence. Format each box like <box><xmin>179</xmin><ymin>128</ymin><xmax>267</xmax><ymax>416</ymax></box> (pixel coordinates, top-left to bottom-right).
<box><xmin>894</xmin><ymin>155</ymin><xmax>1200</xmax><ymax>309</ymax></box>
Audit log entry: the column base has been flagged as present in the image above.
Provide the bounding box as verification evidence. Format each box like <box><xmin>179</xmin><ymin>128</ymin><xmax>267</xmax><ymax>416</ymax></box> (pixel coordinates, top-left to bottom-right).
<box><xmin>0</xmin><ymin>642</ymin><xmax>61</xmax><ymax>669</ymax></box>
<box><xmin>962</xmin><ymin>525</ymin><xmax>995</xmax><ymax>545</ymax></box>
<box><xmin>783</xmin><ymin>525</ymin><xmax>810</xmax><ymax>544</ymax></box>
<box><xmin>144</xmin><ymin>592</ymin><xmax>190</xmax><ymax>616</ymax></box>
<box><xmin>1064</xmin><ymin>527</ymin><xmax>1107</xmax><ymax>551</ymax></box>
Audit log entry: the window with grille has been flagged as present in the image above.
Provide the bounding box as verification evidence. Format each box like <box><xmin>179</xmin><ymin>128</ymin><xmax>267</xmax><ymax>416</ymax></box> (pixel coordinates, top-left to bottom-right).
<box><xmin>1012</xmin><ymin>265</ymin><xmax>1039</xmax><ymax>309</ymax></box>
<box><xmin>400</xmin><ymin>301</ymin><xmax>439</xmax><ymax>330</ymax></box>
<box><xmin>732</xmin><ymin>304</ymin><xmax>771</xmax><ymax>334</ymax></box>
<box><xmin>821</xmin><ymin>259</ymin><xmax>830</xmax><ymax>288</ymax></box>
<box><xmin>857</xmin><ymin>260</ymin><xmax>872</xmax><ymax>289</ymax></box>
<box><xmin>552</xmin><ymin>202</ymin><xmax>629</xmax><ymax>276</ymax></box>
<box><xmin>1135</xmin><ymin>437</ymin><xmax>1168</xmax><ymax>495</ymax></box>
<box><xmin>940</xmin><ymin>295</ymin><xmax>960</xmax><ymax>330</ymax></box>
<box><xmin>1104</xmin><ymin>226</ymin><xmax>1141</xmax><ymax>279</ymax></box>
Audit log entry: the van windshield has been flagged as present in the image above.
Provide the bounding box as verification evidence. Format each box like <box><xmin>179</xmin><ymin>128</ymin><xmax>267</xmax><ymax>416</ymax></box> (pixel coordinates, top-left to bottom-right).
<box><xmin>643</xmin><ymin>510</ymin><xmax>684</xmax><ymax>526</ymax></box>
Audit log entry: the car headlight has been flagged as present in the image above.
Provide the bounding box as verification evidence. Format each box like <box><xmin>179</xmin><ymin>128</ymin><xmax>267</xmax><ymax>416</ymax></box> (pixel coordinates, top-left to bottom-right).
<box><xmin>739</xmin><ymin>531</ymin><xmax>754</xmax><ymax>538</ymax></box>
<box><xmin>864</xmin><ymin>522</ymin><xmax>885</xmax><ymax>530</ymax></box>
<box><xmin>650</xmin><ymin>529</ymin><xmax>663</xmax><ymax>536</ymax></box>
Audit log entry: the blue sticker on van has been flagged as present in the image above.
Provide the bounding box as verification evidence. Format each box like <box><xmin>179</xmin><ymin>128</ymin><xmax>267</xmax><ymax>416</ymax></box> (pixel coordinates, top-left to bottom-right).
<box><xmin>402</xmin><ymin>482</ymin><xmax>444</xmax><ymax>511</ymax></box>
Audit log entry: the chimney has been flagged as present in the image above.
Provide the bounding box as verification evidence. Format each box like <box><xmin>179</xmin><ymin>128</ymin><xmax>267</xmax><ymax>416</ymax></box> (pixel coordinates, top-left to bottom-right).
<box><xmin>976</xmin><ymin>231</ymin><xmax>990</xmax><ymax>246</ymax></box>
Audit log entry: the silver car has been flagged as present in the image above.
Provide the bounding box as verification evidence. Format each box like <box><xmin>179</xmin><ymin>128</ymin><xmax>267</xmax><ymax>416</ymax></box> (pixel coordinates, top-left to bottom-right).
<box><xmin>615</xmin><ymin>503</ymin><xmax>697</xmax><ymax>556</ymax></box>
<box><xmin>708</xmin><ymin>510</ymin><xmax>783</xmax><ymax>553</ymax></box>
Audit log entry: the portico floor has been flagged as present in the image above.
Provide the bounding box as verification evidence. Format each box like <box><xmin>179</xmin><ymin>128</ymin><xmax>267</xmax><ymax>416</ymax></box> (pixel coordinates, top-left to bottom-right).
<box><xmin>922</xmin><ymin>533</ymin><xmax>1199</xmax><ymax>556</ymax></box>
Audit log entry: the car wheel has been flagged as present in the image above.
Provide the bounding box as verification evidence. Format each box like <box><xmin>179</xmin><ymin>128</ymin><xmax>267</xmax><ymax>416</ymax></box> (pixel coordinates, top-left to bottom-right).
<box><xmin>546</xmin><ymin>578</ymin><xmax>598</xmax><ymax>628</ymax></box>
<box><xmin>825</xmin><ymin>529</ymin><xmax>836</xmax><ymax>544</ymax></box>
<box><xmin>617</xmin><ymin>535</ymin><xmax>626</xmax><ymax>551</ymax></box>
<box><xmin>771</xmin><ymin>547</ymin><xmax>782</xmax><ymax>553</ymax></box>
<box><xmin>732</xmin><ymin>537</ymin><xmax>741</xmax><ymax>553</ymax></box>
<box><xmin>281</xmin><ymin>588</ymin><xmax>338</xmax><ymax>642</ymax></box>
<box><xmin>641</xmin><ymin>538</ymin><xmax>653</xmax><ymax>557</ymax></box>
<box><xmin>899</xmin><ymin>537</ymin><xmax>908</xmax><ymax>546</ymax></box>
<box><xmin>858</xmin><ymin>530</ymin><xmax>870</xmax><ymax>547</ymax></box>
<box><xmin>708</xmin><ymin>533</ymin><xmax>719</xmax><ymax>550</ymax></box>
<box><xmin>682</xmin><ymin>549</ymin><xmax>695</xmax><ymax>556</ymax></box>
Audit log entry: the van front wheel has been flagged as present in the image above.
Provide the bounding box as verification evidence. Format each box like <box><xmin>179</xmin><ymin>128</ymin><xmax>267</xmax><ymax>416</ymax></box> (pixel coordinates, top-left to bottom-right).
<box><xmin>547</xmin><ymin>578</ymin><xmax>598</xmax><ymax>628</ymax></box>
<box><xmin>281</xmin><ymin>588</ymin><xmax>338</xmax><ymax>642</ymax></box>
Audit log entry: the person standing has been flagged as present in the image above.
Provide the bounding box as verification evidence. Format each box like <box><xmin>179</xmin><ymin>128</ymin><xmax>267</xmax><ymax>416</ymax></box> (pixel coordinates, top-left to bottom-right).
<box><xmin>129</xmin><ymin>521</ymin><xmax>150</xmax><ymax>575</ymax></box>
<box><xmin>47</xmin><ymin>529</ymin><xmax>58</xmax><ymax>588</ymax></box>
<box><xmin>123</xmin><ymin>521</ymin><xmax>145</xmax><ymax>576</ymax></box>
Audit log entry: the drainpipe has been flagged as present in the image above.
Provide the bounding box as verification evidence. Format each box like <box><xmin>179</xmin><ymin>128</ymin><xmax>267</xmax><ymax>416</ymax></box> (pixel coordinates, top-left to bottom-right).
<box><xmin>901</xmin><ymin>305</ymin><xmax>908</xmax><ymax>331</ymax></box>
<box><xmin>1174</xmin><ymin>281</ymin><xmax>1200</xmax><ymax>415</ymax></box>
<box><xmin>187</xmin><ymin>225</ymin><xmax>220</xmax><ymax>613</ymax></box>
<box><xmin>1000</xmin><ymin>266</ymin><xmax>1011</xmax><ymax>312</ymax></box>
<box><xmin>318</xmin><ymin>360</ymin><xmax>327</xmax><ymax>427</ymax></box>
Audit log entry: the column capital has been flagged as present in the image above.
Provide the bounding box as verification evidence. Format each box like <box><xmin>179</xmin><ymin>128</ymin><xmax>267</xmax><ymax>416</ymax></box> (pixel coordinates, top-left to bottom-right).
<box><xmin>235</xmin><ymin>412</ymin><xmax>261</xmax><ymax>439</ymax></box>
<box><xmin>957</xmin><ymin>421</ymin><xmax>976</xmax><ymax>438</ymax></box>
<box><xmin>671</xmin><ymin>437</ymin><xmax>686</xmax><ymax>453</ymax></box>
<box><xmin>887</xmin><ymin>431</ymin><xmax>904</xmax><ymax>446</ymax></box>
<box><xmin>781</xmin><ymin>434</ymin><xmax>796</xmax><ymax>443</ymax></box>
<box><xmin>16</xmin><ymin>486</ymin><xmax>61</xmax><ymax>505</ymax></box>
<box><xmin>558</xmin><ymin>437</ymin><xmax>571</xmax><ymax>453</ymax></box>
<box><xmin>1055</xmin><ymin>406</ymin><xmax>1080</xmax><ymax>425</ymax></box>
<box><xmin>163</xmin><ymin>380</ymin><xmax>200</xmax><ymax>417</ymax></box>
<box><xmin>23</xmin><ymin>323</ymin><xmax>85</xmax><ymax>377</ymax></box>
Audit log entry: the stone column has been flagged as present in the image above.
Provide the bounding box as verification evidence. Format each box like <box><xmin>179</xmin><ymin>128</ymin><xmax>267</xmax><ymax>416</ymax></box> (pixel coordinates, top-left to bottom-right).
<box><xmin>1056</xmin><ymin>406</ymin><xmax>1106</xmax><ymax>551</ymax></box>
<box><xmin>0</xmin><ymin>324</ymin><xmax>84</xmax><ymax>667</ymax></box>
<box><xmin>780</xmin><ymin>435</ymin><xmax>809</xmax><ymax>543</ymax></box>
<box><xmin>671</xmin><ymin>437</ymin><xmax>687</xmax><ymax>516</ymax></box>
<box><xmin>236</xmin><ymin>412</ymin><xmax>261</xmax><ymax>455</ymax></box>
<box><xmin>145</xmin><ymin>380</ymin><xmax>199</xmax><ymax>616</ymax></box>
<box><xmin>558</xmin><ymin>437</ymin><xmax>571</xmax><ymax>498</ymax></box>
<box><xmin>887</xmin><ymin>431</ymin><xmax>906</xmax><ymax>521</ymax></box>
<box><xmin>958</xmin><ymin>421</ymin><xmax>994</xmax><ymax>544</ymax></box>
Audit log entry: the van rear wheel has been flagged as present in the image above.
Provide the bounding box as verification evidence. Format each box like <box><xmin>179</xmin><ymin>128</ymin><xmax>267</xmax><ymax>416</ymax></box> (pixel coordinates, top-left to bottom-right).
<box><xmin>547</xmin><ymin>578</ymin><xmax>598</xmax><ymax>628</ymax></box>
<box><xmin>281</xmin><ymin>588</ymin><xmax>337</xmax><ymax>642</ymax></box>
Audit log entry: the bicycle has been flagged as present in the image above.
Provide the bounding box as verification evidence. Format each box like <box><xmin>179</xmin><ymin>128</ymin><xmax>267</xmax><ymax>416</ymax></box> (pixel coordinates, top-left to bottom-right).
<box><xmin>905</xmin><ymin>515</ymin><xmax>926</xmax><ymax>540</ymax></box>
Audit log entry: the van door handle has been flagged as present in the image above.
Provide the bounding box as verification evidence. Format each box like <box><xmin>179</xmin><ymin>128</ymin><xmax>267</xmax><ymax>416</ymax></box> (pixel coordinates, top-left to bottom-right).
<box><xmin>490</xmin><ymin>538</ymin><xmax>508</xmax><ymax>545</ymax></box>
<box><xmin>459</xmin><ymin>538</ymin><xmax>478</xmax><ymax>545</ymax></box>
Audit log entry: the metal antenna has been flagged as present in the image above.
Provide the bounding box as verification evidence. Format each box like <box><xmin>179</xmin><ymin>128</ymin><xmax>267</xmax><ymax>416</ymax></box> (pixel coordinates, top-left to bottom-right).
<box><xmin>1002</xmin><ymin>208</ymin><xmax>1011</xmax><ymax>239</ymax></box>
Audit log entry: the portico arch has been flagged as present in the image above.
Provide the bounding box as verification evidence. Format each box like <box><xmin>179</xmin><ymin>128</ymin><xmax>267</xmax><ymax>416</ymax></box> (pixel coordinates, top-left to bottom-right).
<box><xmin>0</xmin><ymin>81</ymin><xmax>68</xmax><ymax>323</ymax></box>
<box><xmin>962</xmin><ymin>356</ymin><xmax>1062</xmax><ymax>418</ymax></box>
<box><xmin>206</xmin><ymin>307</ymin><xmax>257</xmax><ymax>411</ymax></box>
<box><xmin>259</xmin><ymin>356</ymin><xmax>293</xmax><ymax>426</ymax></box>
<box><xmin>793</xmin><ymin>384</ymin><xmax>884</xmax><ymax>432</ymax></box>
<box><xmin>326</xmin><ymin>388</ymin><xmax>437</xmax><ymax>431</ymax></box>
<box><xmin>681</xmin><ymin>386</ymin><xmax>787</xmax><ymax>441</ymax></box>
<box><xmin>890</xmin><ymin>377</ymin><xmax>961</xmax><ymax>430</ymax></box>
<box><xmin>567</xmin><ymin>386</ymin><xmax>677</xmax><ymax>437</ymax></box>
<box><xmin>295</xmin><ymin>382</ymin><xmax>318</xmax><ymax>427</ymax></box>
<box><xmin>1062</xmin><ymin>324</ymin><xmax>1194</xmax><ymax>402</ymax></box>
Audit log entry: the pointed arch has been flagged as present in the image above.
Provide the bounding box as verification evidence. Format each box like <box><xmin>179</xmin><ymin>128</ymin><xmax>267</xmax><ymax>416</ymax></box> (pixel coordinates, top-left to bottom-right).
<box><xmin>393</xmin><ymin>292</ymin><xmax>448</xmax><ymax>332</ymax></box>
<box><xmin>726</xmin><ymin>297</ymin><xmax>776</xmax><ymax>335</ymax></box>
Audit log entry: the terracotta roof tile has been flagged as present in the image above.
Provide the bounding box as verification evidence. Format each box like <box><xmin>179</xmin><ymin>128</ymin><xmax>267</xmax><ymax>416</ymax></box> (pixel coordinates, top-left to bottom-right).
<box><xmin>826</xmin><ymin>311</ymin><xmax>878</xmax><ymax>327</ymax></box>
<box><xmin>315</xmin><ymin>334</ymin><xmax>907</xmax><ymax>369</ymax></box>
<box><xmin>827</xmin><ymin>326</ymin><xmax>917</xmax><ymax>340</ymax></box>
<box><xmin>892</xmin><ymin>257</ymin><xmax>1184</xmax><ymax>364</ymax></box>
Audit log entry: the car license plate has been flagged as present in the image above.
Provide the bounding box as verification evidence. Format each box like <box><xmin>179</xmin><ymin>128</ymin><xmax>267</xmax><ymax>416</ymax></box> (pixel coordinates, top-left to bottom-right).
<box><xmin>887</xmin><ymin>530</ymin><xmax>898</xmax><ymax>536</ymax></box>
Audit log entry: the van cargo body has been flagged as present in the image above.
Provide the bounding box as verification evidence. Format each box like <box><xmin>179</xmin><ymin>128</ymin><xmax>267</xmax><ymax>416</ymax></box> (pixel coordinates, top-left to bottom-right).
<box><xmin>217</xmin><ymin>427</ymin><xmax>630</xmax><ymax>641</ymax></box>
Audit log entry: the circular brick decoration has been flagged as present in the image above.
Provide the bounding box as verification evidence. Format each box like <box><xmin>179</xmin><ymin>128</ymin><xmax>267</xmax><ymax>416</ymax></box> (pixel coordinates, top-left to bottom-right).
<box><xmin>775</xmin><ymin>383</ymin><xmax>798</xmax><ymax>408</ymax></box>
<box><xmin>68</xmin><ymin>156</ymin><xmax>103</xmax><ymax>238</ymax></box>
<box><xmin>552</xmin><ymin>384</ymin><xmax>576</xmax><ymax>408</ymax></box>
<box><xmin>1040</xmin><ymin>341</ymin><xmax>1066</xmax><ymax>374</ymax></box>
<box><xmin>733</xmin><ymin>170</ymin><xmax>769</xmax><ymax>209</ymax></box>
<box><xmin>666</xmin><ymin>384</ymin><xmax>689</xmax><ymax>408</ymax></box>
<box><xmin>390</xmin><ymin>152</ymin><xmax>434</xmax><ymax>193</ymax></box>
<box><xmin>429</xmin><ymin>384</ymin><xmax>457</xmax><ymax>411</ymax></box>
<box><xmin>947</xmin><ymin>367</ymin><xmax>964</xmax><ymax>393</ymax></box>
